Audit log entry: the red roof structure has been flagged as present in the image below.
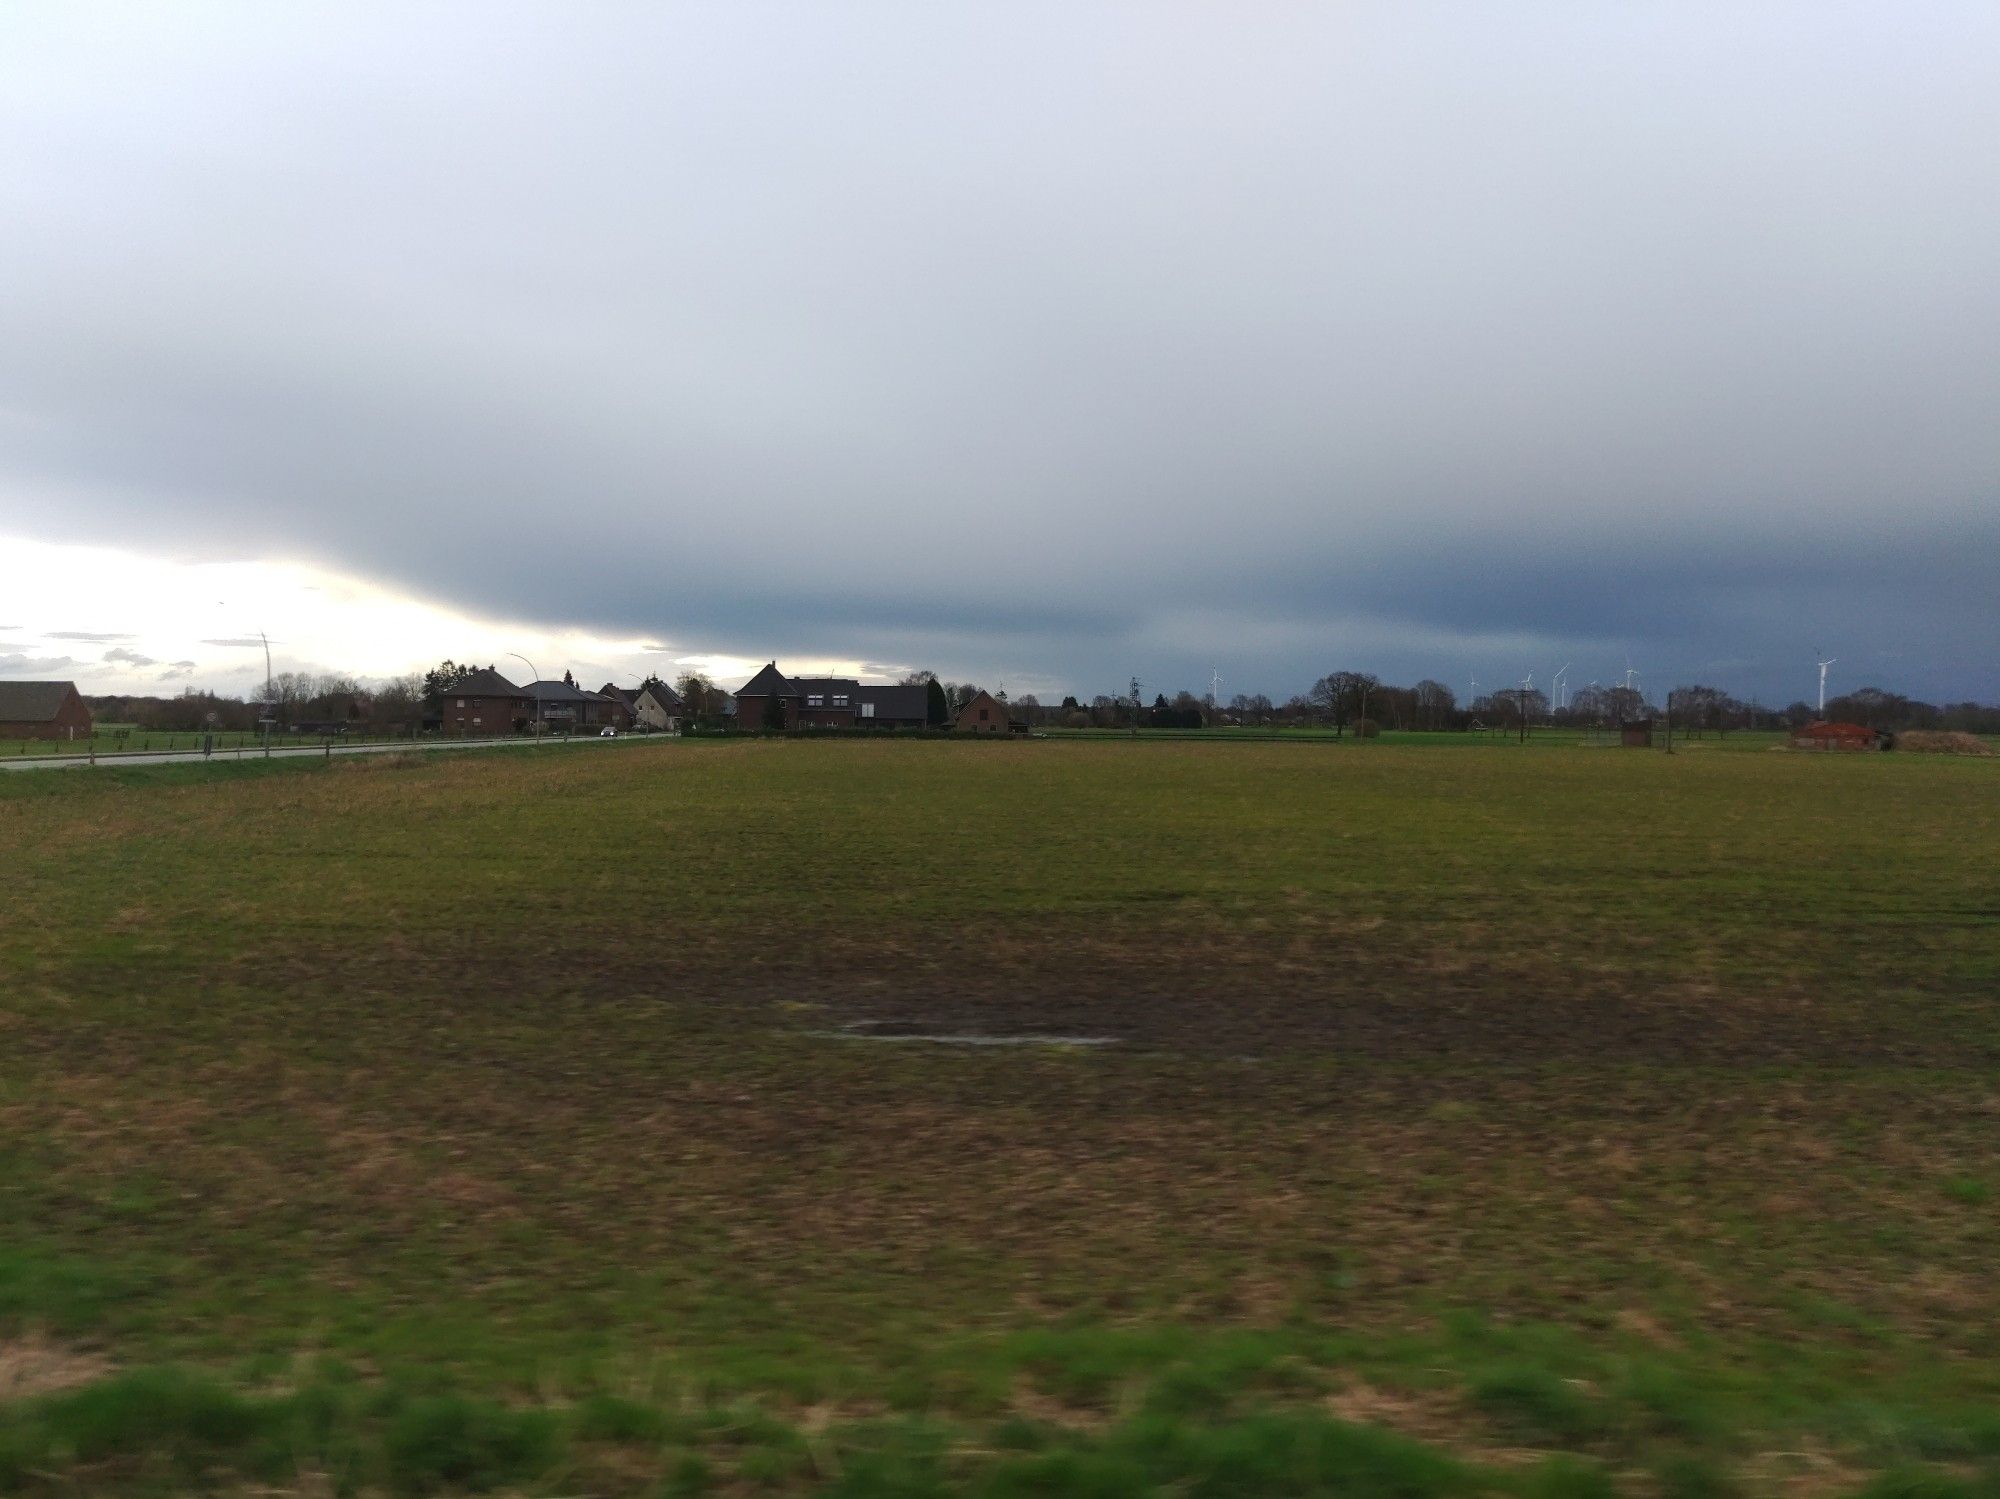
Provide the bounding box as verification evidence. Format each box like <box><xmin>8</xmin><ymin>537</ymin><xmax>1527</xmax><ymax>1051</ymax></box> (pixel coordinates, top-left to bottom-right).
<box><xmin>1790</xmin><ymin>721</ymin><xmax>1883</xmax><ymax>751</ymax></box>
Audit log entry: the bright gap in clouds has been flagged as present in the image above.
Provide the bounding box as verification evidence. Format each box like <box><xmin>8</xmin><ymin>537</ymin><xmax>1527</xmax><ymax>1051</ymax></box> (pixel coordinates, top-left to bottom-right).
<box><xmin>0</xmin><ymin>536</ymin><xmax>880</xmax><ymax>695</ymax></box>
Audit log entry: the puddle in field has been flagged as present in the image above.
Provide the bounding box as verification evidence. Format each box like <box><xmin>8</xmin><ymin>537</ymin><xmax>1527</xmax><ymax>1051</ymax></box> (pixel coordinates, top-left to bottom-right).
<box><xmin>819</xmin><ymin>1019</ymin><xmax>1118</xmax><ymax>1048</ymax></box>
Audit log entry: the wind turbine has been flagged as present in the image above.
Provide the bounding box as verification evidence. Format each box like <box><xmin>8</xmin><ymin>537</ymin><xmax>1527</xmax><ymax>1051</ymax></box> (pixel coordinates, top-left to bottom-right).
<box><xmin>1815</xmin><ymin>649</ymin><xmax>1836</xmax><ymax>714</ymax></box>
<box><xmin>1553</xmin><ymin>663</ymin><xmax>1572</xmax><ymax>711</ymax></box>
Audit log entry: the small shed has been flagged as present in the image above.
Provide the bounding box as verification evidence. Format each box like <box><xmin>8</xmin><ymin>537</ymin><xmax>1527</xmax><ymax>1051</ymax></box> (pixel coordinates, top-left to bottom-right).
<box><xmin>1620</xmin><ymin>720</ymin><xmax>1653</xmax><ymax>748</ymax></box>
<box><xmin>1790</xmin><ymin>720</ymin><xmax>1884</xmax><ymax>752</ymax></box>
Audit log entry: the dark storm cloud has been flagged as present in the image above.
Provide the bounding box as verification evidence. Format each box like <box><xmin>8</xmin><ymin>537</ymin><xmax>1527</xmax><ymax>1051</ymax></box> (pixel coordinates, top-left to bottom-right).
<box><xmin>1</xmin><ymin>4</ymin><xmax>1996</xmax><ymax>702</ymax></box>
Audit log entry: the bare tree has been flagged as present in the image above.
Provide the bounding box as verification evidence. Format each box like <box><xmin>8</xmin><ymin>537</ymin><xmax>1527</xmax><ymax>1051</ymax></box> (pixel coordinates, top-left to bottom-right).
<box><xmin>1413</xmin><ymin>679</ymin><xmax>1455</xmax><ymax>731</ymax></box>
<box><xmin>1309</xmin><ymin>671</ymin><xmax>1374</xmax><ymax>737</ymax></box>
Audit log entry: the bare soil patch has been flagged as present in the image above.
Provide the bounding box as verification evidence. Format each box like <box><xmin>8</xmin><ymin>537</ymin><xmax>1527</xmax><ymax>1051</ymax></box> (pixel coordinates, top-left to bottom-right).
<box><xmin>0</xmin><ymin>1334</ymin><xmax>109</xmax><ymax>1400</ymax></box>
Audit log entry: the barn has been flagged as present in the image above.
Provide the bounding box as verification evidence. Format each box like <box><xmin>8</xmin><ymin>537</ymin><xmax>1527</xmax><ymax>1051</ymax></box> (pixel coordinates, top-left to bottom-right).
<box><xmin>0</xmin><ymin>680</ymin><xmax>94</xmax><ymax>740</ymax></box>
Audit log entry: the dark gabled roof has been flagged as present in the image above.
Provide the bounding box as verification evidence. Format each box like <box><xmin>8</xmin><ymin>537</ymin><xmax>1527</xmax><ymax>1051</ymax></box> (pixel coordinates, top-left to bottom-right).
<box><xmin>637</xmin><ymin>680</ymin><xmax>684</xmax><ymax>710</ymax></box>
<box><xmin>856</xmin><ymin>684</ymin><xmax>929</xmax><ymax>720</ymax></box>
<box><xmin>736</xmin><ymin>661</ymin><xmax>800</xmax><ymax>698</ymax></box>
<box><xmin>446</xmin><ymin>668</ymin><xmax>529</xmax><ymax>698</ymax></box>
<box><xmin>597</xmin><ymin>683</ymin><xmax>640</xmax><ymax>706</ymax></box>
<box><xmin>522</xmin><ymin>680</ymin><xmax>613</xmax><ymax>704</ymax></box>
<box><xmin>0</xmin><ymin>680</ymin><xmax>79</xmax><ymax>721</ymax></box>
<box><xmin>792</xmin><ymin>677</ymin><xmax>862</xmax><ymax>702</ymax></box>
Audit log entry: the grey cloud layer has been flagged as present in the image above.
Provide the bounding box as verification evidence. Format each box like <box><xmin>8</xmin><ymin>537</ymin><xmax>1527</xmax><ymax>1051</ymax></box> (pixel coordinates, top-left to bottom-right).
<box><xmin>1</xmin><ymin>4</ymin><xmax>1996</xmax><ymax>702</ymax></box>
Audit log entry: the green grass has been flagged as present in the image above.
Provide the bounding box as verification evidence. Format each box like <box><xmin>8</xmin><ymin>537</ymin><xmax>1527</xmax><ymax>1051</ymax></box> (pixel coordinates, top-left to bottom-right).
<box><xmin>2</xmin><ymin>738</ymin><xmax>1997</xmax><ymax>1494</ymax></box>
<box><xmin>2</xmin><ymin>726</ymin><xmax>482</xmax><ymax>758</ymax></box>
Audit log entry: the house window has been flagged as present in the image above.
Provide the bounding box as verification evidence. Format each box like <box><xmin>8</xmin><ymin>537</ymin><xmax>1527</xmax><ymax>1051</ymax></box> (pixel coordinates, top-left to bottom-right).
<box><xmin>979</xmin><ymin>707</ymin><xmax>990</xmax><ymax>721</ymax></box>
<box><xmin>456</xmin><ymin>698</ymin><xmax>465</xmax><ymax>708</ymax></box>
<box><xmin>807</xmin><ymin>695</ymin><xmax>823</xmax><ymax>707</ymax></box>
<box><xmin>833</xmin><ymin>695</ymin><xmax>848</xmax><ymax>706</ymax></box>
<box><xmin>860</xmin><ymin>703</ymin><xmax>875</xmax><ymax>718</ymax></box>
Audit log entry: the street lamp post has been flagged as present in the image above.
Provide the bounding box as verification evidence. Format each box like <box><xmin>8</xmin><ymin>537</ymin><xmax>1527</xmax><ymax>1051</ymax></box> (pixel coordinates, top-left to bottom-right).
<box><xmin>506</xmin><ymin>653</ymin><xmax>541</xmax><ymax>738</ymax></box>
<box><xmin>258</xmin><ymin>629</ymin><xmax>273</xmax><ymax>744</ymax></box>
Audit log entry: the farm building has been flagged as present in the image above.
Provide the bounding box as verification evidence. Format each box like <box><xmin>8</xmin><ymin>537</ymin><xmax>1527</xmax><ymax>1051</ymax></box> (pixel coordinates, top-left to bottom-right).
<box><xmin>1790</xmin><ymin>721</ymin><xmax>1886</xmax><ymax>752</ymax></box>
<box><xmin>730</xmin><ymin>662</ymin><xmax>932</xmax><ymax>730</ymax></box>
<box><xmin>0</xmin><ymin>680</ymin><xmax>93</xmax><ymax>740</ymax></box>
<box><xmin>1620</xmin><ymin>721</ymin><xmax>1653</xmax><ymax>748</ymax></box>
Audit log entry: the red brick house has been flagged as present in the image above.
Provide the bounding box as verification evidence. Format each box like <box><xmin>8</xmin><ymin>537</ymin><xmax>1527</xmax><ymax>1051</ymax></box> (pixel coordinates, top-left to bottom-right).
<box><xmin>953</xmin><ymin>689</ymin><xmax>1009</xmax><ymax>734</ymax></box>
<box><xmin>0</xmin><ymin>680</ymin><xmax>94</xmax><ymax>740</ymax></box>
<box><xmin>437</xmin><ymin>667</ymin><xmax>531</xmax><ymax>735</ymax></box>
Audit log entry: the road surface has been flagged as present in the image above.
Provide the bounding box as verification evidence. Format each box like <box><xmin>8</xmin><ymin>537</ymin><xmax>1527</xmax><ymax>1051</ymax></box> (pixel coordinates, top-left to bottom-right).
<box><xmin>0</xmin><ymin>735</ymin><xmax>631</xmax><ymax>773</ymax></box>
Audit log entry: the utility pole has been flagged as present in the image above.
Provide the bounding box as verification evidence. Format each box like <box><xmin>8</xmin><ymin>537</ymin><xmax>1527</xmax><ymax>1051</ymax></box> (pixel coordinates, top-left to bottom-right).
<box><xmin>1129</xmin><ymin>676</ymin><xmax>1141</xmax><ymax>739</ymax></box>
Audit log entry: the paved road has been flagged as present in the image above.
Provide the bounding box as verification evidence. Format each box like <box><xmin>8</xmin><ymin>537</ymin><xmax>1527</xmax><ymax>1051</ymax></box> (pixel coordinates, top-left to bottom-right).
<box><xmin>0</xmin><ymin>735</ymin><xmax>627</xmax><ymax>773</ymax></box>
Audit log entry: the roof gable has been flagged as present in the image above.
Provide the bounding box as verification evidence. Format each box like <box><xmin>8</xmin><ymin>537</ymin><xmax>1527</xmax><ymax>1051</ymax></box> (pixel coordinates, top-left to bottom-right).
<box><xmin>447</xmin><ymin>668</ymin><xmax>528</xmax><ymax>698</ymax></box>
<box><xmin>956</xmin><ymin>690</ymin><xmax>1007</xmax><ymax>719</ymax></box>
<box><xmin>736</xmin><ymin>662</ymin><xmax>800</xmax><ymax>697</ymax></box>
<box><xmin>0</xmin><ymin>680</ymin><xmax>79</xmax><ymax>721</ymax></box>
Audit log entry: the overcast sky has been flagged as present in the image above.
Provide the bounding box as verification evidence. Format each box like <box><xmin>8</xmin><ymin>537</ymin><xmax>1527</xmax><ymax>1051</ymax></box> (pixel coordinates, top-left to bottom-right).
<box><xmin>3</xmin><ymin>3</ymin><xmax>1996</xmax><ymax>705</ymax></box>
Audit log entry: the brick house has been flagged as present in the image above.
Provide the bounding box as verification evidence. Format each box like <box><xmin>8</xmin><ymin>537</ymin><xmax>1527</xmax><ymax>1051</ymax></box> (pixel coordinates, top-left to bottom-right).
<box><xmin>0</xmin><ymin>680</ymin><xmax>94</xmax><ymax>740</ymax></box>
<box><xmin>522</xmin><ymin>679</ymin><xmax>629</xmax><ymax>731</ymax></box>
<box><xmin>437</xmin><ymin>667</ymin><xmax>531</xmax><ymax>735</ymax></box>
<box><xmin>730</xmin><ymin>662</ymin><xmax>930</xmax><ymax>730</ymax></box>
<box><xmin>953</xmin><ymin>689</ymin><xmax>1009</xmax><ymax>734</ymax></box>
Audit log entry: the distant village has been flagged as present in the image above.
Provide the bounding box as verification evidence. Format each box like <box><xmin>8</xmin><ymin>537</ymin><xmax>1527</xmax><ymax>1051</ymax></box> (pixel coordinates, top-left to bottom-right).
<box><xmin>4</xmin><ymin>652</ymin><xmax>1999</xmax><ymax>748</ymax></box>
<box><xmin>0</xmin><ymin>660</ymin><xmax>1023</xmax><ymax>742</ymax></box>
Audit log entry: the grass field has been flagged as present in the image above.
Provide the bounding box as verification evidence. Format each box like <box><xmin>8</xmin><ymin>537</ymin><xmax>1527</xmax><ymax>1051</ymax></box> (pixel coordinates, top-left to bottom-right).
<box><xmin>0</xmin><ymin>725</ymin><xmax>405</xmax><ymax>758</ymax></box>
<box><xmin>3</xmin><ymin>738</ymin><xmax>1997</xmax><ymax>1496</ymax></box>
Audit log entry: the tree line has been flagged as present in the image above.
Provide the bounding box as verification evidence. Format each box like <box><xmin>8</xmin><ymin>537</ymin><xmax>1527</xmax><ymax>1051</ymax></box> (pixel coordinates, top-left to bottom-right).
<box><xmin>85</xmin><ymin>667</ymin><xmax>2000</xmax><ymax>737</ymax></box>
